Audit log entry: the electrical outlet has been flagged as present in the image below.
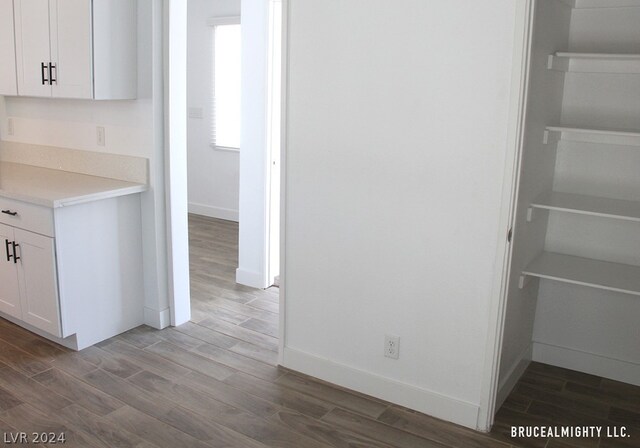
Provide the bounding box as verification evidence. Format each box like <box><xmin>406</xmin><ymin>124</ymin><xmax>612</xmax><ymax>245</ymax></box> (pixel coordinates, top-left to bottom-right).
<box><xmin>7</xmin><ymin>118</ymin><xmax>14</xmax><ymax>136</ymax></box>
<box><xmin>384</xmin><ymin>334</ymin><xmax>400</xmax><ymax>359</ymax></box>
<box><xmin>97</xmin><ymin>126</ymin><xmax>105</xmax><ymax>146</ymax></box>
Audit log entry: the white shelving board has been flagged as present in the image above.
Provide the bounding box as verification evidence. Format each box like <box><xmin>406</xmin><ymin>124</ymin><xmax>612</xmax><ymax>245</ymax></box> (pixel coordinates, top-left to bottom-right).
<box><xmin>558</xmin><ymin>0</ymin><xmax>640</xmax><ymax>8</ymax></box>
<box><xmin>528</xmin><ymin>192</ymin><xmax>640</xmax><ymax>223</ymax></box>
<box><xmin>544</xmin><ymin>125</ymin><xmax>640</xmax><ymax>147</ymax></box>
<box><xmin>554</xmin><ymin>53</ymin><xmax>640</xmax><ymax>60</ymax></box>
<box><xmin>548</xmin><ymin>52</ymin><xmax>640</xmax><ymax>74</ymax></box>
<box><xmin>520</xmin><ymin>252</ymin><xmax>640</xmax><ymax>296</ymax></box>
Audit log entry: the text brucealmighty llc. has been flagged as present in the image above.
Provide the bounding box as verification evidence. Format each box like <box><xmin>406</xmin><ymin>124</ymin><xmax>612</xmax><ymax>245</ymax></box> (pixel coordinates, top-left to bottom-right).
<box><xmin>511</xmin><ymin>426</ymin><xmax>630</xmax><ymax>439</ymax></box>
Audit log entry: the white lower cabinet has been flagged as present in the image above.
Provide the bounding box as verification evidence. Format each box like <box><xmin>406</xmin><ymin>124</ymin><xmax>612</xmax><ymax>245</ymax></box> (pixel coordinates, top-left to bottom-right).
<box><xmin>0</xmin><ymin>224</ymin><xmax>22</xmax><ymax>320</ymax></box>
<box><xmin>0</xmin><ymin>193</ymin><xmax>144</xmax><ymax>350</ymax></box>
<box><xmin>1</xmin><ymin>218</ymin><xmax>61</xmax><ymax>337</ymax></box>
<box><xmin>15</xmin><ymin>228</ymin><xmax>61</xmax><ymax>337</ymax></box>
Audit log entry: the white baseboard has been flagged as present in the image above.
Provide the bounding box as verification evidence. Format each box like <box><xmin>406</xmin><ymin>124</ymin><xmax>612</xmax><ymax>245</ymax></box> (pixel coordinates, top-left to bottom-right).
<box><xmin>144</xmin><ymin>307</ymin><xmax>171</xmax><ymax>329</ymax></box>
<box><xmin>236</xmin><ymin>267</ymin><xmax>268</xmax><ymax>289</ymax></box>
<box><xmin>188</xmin><ymin>203</ymin><xmax>239</xmax><ymax>222</ymax></box>
<box><xmin>496</xmin><ymin>344</ymin><xmax>532</xmax><ymax>410</ymax></box>
<box><xmin>533</xmin><ymin>342</ymin><xmax>640</xmax><ymax>387</ymax></box>
<box><xmin>281</xmin><ymin>347</ymin><xmax>480</xmax><ymax>430</ymax></box>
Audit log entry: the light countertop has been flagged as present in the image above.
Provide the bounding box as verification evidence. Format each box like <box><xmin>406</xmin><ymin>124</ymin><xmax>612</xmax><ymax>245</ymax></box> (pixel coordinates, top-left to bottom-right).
<box><xmin>0</xmin><ymin>162</ymin><xmax>148</xmax><ymax>208</ymax></box>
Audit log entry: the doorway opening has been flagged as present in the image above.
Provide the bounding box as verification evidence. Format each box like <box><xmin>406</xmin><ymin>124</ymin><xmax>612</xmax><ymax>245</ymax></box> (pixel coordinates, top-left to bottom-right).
<box><xmin>182</xmin><ymin>0</ymin><xmax>283</xmax><ymax>362</ymax></box>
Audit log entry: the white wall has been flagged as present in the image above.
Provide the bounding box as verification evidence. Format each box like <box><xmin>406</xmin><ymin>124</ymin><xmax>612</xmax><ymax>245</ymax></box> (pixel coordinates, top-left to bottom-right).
<box><xmin>532</xmin><ymin>5</ymin><xmax>640</xmax><ymax>385</ymax></box>
<box><xmin>0</xmin><ymin>0</ymin><xmax>170</xmax><ymax>328</ymax></box>
<box><xmin>282</xmin><ymin>0</ymin><xmax>520</xmax><ymax>430</ymax></box>
<box><xmin>236</xmin><ymin>0</ymin><xmax>272</xmax><ymax>288</ymax></box>
<box><xmin>187</xmin><ymin>0</ymin><xmax>241</xmax><ymax>221</ymax></box>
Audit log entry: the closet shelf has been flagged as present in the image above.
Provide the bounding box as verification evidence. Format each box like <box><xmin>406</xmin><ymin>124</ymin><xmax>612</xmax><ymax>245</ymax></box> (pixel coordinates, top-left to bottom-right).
<box><xmin>557</xmin><ymin>53</ymin><xmax>640</xmax><ymax>60</ymax></box>
<box><xmin>520</xmin><ymin>252</ymin><xmax>640</xmax><ymax>297</ymax></box>
<box><xmin>558</xmin><ymin>0</ymin><xmax>640</xmax><ymax>9</ymax></box>
<box><xmin>528</xmin><ymin>192</ymin><xmax>640</xmax><ymax>223</ymax></box>
<box><xmin>548</xmin><ymin>52</ymin><xmax>640</xmax><ymax>74</ymax></box>
<box><xmin>544</xmin><ymin>125</ymin><xmax>640</xmax><ymax>146</ymax></box>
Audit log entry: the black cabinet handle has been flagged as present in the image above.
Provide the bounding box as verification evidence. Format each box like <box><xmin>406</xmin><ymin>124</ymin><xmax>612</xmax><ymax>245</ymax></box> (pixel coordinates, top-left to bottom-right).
<box><xmin>1</xmin><ymin>209</ymin><xmax>18</xmax><ymax>216</ymax></box>
<box><xmin>12</xmin><ymin>242</ymin><xmax>20</xmax><ymax>263</ymax></box>
<box><xmin>49</xmin><ymin>62</ymin><xmax>56</xmax><ymax>85</ymax></box>
<box><xmin>41</xmin><ymin>62</ymin><xmax>49</xmax><ymax>85</ymax></box>
<box><xmin>4</xmin><ymin>240</ymin><xmax>20</xmax><ymax>263</ymax></box>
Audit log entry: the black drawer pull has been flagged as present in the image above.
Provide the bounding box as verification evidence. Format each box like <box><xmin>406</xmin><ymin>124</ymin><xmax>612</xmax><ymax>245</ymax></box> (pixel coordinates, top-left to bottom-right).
<box><xmin>12</xmin><ymin>242</ymin><xmax>20</xmax><ymax>263</ymax></box>
<box><xmin>41</xmin><ymin>62</ymin><xmax>49</xmax><ymax>85</ymax></box>
<box><xmin>4</xmin><ymin>240</ymin><xmax>19</xmax><ymax>263</ymax></box>
<box><xmin>1</xmin><ymin>209</ymin><xmax>18</xmax><ymax>216</ymax></box>
<box><xmin>49</xmin><ymin>62</ymin><xmax>57</xmax><ymax>85</ymax></box>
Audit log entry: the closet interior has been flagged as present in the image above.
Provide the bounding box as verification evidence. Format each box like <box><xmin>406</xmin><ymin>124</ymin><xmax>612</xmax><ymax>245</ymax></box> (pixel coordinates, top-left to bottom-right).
<box><xmin>497</xmin><ymin>0</ymin><xmax>640</xmax><ymax>406</ymax></box>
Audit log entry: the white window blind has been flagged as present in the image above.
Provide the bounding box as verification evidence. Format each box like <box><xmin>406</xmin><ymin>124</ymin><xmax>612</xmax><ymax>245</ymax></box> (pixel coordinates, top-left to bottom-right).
<box><xmin>210</xmin><ymin>19</ymin><xmax>241</xmax><ymax>150</ymax></box>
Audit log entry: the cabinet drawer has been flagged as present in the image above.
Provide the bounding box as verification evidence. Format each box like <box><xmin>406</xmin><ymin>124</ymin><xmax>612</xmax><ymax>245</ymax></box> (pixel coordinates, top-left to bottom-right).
<box><xmin>0</xmin><ymin>197</ymin><xmax>54</xmax><ymax>237</ymax></box>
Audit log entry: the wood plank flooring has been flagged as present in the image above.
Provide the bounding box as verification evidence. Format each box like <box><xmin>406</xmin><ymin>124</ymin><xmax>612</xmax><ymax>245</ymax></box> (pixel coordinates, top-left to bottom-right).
<box><xmin>0</xmin><ymin>214</ymin><xmax>637</xmax><ymax>448</ymax></box>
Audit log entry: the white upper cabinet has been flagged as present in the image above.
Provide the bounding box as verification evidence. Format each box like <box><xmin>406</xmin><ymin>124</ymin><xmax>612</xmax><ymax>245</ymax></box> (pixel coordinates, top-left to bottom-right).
<box><xmin>0</xmin><ymin>0</ymin><xmax>18</xmax><ymax>95</ymax></box>
<box><xmin>50</xmin><ymin>0</ymin><xmax>94</xmax><ymax>98</ymax></box>
<box><xmin>14</xmin><ymin>0</ymin><xmax>60</xmax><ymax>97</ymax></box>
<box><xmin>13</xmin><ymin>0</ymin><xmax>136</xmax><ymax>100</ymax></box>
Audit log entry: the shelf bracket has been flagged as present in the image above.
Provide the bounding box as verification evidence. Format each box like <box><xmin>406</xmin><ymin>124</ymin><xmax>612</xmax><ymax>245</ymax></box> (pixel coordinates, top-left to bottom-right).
<box><xmin>519</xmin><ymin>274</ymin><xmax>534</xmax><ymax>290</ymax></box>
<box><xmin>526</xmin><ymin>207</ymin><xmax>535</xmax><ymax>222</ymax></box>
<box><xmin>543</xmin><ymin>129</ymin><xmax>561</xmax><ymax>146</ymax></box>
<box><xmin>547</xmin><ymin>54</ymin><xmax>570</xmax><ymax>72</ymax></box>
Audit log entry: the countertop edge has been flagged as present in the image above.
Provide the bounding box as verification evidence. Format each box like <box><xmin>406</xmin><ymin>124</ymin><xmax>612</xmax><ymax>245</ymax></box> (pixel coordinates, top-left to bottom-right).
<box><xmin>53</xmin><ymin>184</ymin><xmax>149</xmax><ymax>208</ymax></box>
<box><xmin>0</xmin><ymin>184</ymin><xmax>149</xmax><ymax>208</ymax></box>
<box><xmin>0</xmin><ymin>162</ymin><xmax>149</xmax><ymax>208</ymax></box>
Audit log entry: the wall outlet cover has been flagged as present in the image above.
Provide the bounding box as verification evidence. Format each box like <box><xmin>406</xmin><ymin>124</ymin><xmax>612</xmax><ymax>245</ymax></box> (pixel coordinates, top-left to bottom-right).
<box><xmin>97</xmin><ymin>126</ymin><xmax>106</xmax><ymax>146</ymax></box>
<box><xmin>384</xmin><ymin>334</ymin><xmax>400</xmax><ymax>359</ymax></box>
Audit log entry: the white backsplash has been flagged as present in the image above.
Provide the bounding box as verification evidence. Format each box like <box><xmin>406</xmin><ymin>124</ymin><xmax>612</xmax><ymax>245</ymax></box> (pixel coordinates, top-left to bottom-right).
<box><xmin>0</xmin><ymin>141</ymin><xmax>148</xmax><ymax>184</ymax></box>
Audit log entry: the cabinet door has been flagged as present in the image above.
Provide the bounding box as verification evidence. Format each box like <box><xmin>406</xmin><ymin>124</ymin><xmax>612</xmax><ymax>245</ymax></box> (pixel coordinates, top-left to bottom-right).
<box><xmin>14</xmin><ymin>228</ymin><xmax>61</xmax><ymax>337</ymax></box>
<box><xmin>0</xmin><ymin>224</ymin><xmax>21</xmax><ymax>319</ymax></box>
<box><xmin>50</xmin><ymin>0</ymin><xmax>93</xmax><ymax>98</ymax></box>
<box><xmin>0</xmin><ymin>0</ymin><xmax>18</xmax><ymax>96</ymax></box>
<box><xmin>14</xmin><ymin>0</ymin><xmax>53</xmax><ymax>97</ymax></box>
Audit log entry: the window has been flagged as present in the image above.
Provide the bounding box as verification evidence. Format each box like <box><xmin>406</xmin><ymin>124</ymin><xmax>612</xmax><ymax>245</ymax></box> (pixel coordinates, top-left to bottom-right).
<box><xmin>209</xmin><ymin>18</ymin><xmax>241</xmax><ymax>150</ymax></box>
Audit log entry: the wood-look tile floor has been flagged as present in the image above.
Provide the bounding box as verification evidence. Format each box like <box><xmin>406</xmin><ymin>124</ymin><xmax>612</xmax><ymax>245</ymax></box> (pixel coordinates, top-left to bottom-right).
<box><xmin>0</xmin><ymin>214</ymin><xmax>638</xmax><ymax>448</ymax></box>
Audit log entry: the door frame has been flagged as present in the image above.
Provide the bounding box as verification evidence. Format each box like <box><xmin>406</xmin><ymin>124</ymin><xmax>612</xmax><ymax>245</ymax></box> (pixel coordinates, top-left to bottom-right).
<box><xmin>266</xmin><ymin>0</ymin><xmax>283</xmax><ymax>288</ymax></box>
<box><xmin>276</xmin><ymin>0</ymin><xmax>289</xmax><ymax>365</ymax></box>
<box><xmin>476</xmin><ymin>0</ymin><xmax>536</xmax><ymax>431</ymax></box>
<box><xmin>163</xmin><ymin>0</ymin><xmax>190</xmax><ymax>327</ymax></box>
<box><xmin>163</xmin><ymin>0</ymin><xmax>286</xmax><ymax>326</ymax></box>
